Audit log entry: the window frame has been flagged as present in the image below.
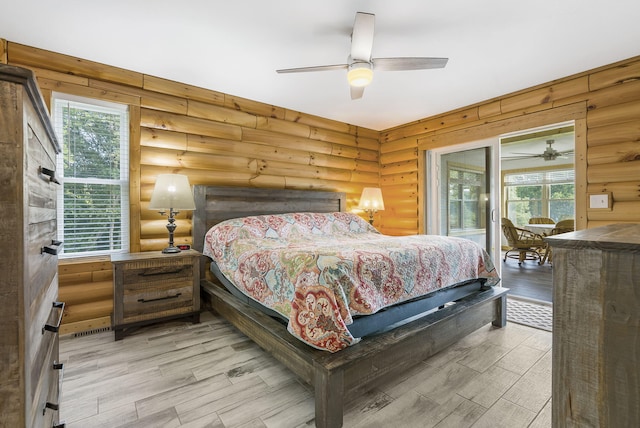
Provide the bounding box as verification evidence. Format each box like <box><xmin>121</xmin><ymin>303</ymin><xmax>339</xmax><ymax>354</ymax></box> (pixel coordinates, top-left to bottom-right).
<box><xmin>52</xmin><ymin>93</ymin><xmax>130</xmax><ymax>258</ymax></box>
<box><xmin>447</xmin><ymin>164</ymin><xmax>486</xmax><ymax>232</ymax></box>
<box><xmin>504</xmin><ymin>169</ymin><xmax>575</xmax><ymax>225</ymax></box>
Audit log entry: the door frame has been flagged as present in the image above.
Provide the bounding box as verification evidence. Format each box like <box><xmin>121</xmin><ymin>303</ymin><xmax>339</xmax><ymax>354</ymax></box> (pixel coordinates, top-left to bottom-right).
<box><xmin>424</xmin><ymin>137</ymin><xmax>502</xmax><ymax>268</ymax></box>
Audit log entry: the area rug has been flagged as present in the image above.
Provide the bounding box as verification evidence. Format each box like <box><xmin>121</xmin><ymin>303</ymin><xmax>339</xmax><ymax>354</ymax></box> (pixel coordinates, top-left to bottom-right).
<box><xmin>506</xmin><ymin>296</ymin><xmax>553</xmax><ymax>332</ymax></box>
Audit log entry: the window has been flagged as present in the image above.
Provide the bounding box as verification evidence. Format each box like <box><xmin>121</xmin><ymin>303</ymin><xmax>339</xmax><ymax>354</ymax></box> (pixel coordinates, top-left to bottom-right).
<box><xmin>448</xmin><ymin>167</ymin><xmax>485</xmax><ymax>231</ymax></box>
<box><xmin>53</xmin><ymin>94</ymin><xmax>129</xmax><ymax>257</ymax></box>
<box><xmin>504</xmin><ymin>170</ymin><xmax>574</xmax><ymax>225</ymax></box>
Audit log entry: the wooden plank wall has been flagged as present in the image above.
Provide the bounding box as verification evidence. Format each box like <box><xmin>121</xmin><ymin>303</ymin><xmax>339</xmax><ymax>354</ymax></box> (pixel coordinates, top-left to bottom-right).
<box><xmin>379</xmin><ymin>56</ymin><xmax>640</xmax><ymax>235</ymax></box>
<box><xmin>1</xmin><ymin>40</ymin><xmax>380</xmax><ymax>333</ymax></box>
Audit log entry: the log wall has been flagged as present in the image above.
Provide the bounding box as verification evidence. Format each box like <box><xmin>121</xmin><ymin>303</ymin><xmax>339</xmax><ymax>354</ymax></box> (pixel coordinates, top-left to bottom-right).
<box><xmin>57</xmin><ymin>256</ymin><xmax>113</xmax><ymax>334</ymax></box>
<box><xmin>379</xmin><ymin>56</ymin><xmax>640</xmax><ymax>235</ymax></box>
<box><xmin>1</xmin><ymin>40</ymin><xmax>379</xmax><ymax>333</ymax></box>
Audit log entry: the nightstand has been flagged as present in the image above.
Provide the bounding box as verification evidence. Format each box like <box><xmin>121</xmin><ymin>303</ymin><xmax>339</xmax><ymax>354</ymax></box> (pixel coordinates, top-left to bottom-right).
<box><xmin>111</xmin><ymin>250</ymin><xmax>201</xmax><ymax>340</ymax></box>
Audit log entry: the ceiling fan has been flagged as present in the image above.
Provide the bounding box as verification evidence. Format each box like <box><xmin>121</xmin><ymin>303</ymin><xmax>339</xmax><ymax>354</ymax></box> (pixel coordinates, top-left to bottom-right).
<box><xmin>503</xmin><ymin>139</ymin><xmax>574</xmax><ymax>161</ymax></box>
<box><xmin>276</xmin><ymin>12</ymin><xmax>448</xmax><ymax>100</ymax></box>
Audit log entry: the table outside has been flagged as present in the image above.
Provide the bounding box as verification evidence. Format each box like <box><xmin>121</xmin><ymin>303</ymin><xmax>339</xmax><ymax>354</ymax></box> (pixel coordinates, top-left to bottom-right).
<box><xmin>523</xmin><ymin>223</ymin><xmax>556</xmax><ymax>236</ymax></box>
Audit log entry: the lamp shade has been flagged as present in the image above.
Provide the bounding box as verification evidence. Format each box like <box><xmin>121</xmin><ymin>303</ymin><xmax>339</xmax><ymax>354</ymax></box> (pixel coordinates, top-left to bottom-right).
<box><xmin>148</xmin><ymin>174</ymin><xmax>196</xmax><ymax>210</ymax></box>
<box><xmin>358</xmin><ymin>187</ymin><xmax>385</xmax><ymax>211</ymax></box>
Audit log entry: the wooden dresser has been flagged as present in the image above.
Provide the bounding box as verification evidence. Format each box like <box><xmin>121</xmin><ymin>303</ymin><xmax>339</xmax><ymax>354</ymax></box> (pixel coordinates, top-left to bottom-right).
<box><xmin>546</xmin><ymin>224</ymin><xmax>640</xmax><ymax>427</ymax></box>
<box><xmin>111</xmin><ymin>250</ymin><xmax>201</xmax><ymax>340</ymax></box>
<box><xmin>0</xmin><ymin>65</ymin><xmax>64</xmax><ymax>427</ymax></box>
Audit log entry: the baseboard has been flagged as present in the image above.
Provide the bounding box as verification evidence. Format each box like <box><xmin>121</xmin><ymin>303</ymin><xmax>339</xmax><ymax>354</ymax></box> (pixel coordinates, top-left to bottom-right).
<box><xmin>59</xmin><ymin>315</ymin><xmax>112</xmax><ymax>336</ymax></box>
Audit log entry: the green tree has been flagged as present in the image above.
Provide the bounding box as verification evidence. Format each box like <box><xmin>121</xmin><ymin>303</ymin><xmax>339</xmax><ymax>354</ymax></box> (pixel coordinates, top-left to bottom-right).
<box><xmin>507</xmin><ymin>185</ymin><xmax>542</xmax><ymax>225</ymax></box>
<box><xmin>550</xmin><ymin>183</ymin><xmax>575</xmax><ymax>221</ymax></box>
<box><xmin>59</xmin><ymin>103</ymin><xmax>125</xmax><ymax>254</ymax></box>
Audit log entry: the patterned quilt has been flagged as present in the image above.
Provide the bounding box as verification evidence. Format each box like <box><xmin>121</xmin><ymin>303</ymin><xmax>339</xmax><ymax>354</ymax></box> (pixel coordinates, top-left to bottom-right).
<box><xmin>203</xmin><ymin>212</ymin><xmax>499</xmax><ymax>352</ymax></box>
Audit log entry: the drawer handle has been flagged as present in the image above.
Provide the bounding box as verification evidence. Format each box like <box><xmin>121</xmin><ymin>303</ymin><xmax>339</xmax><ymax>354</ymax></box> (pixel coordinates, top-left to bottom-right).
<box><xmin>53</xmin><ymin>362</ymin><xmax>64</xmax><ymax>370</ymax></box>
<box><xmin>43</xmin><ymin>301</ymin><xmax>65</xmax><ymax>334</ymax></box>
<box><xmin>138</xmin><ymin>293</ymin><xmax>182</xmax><ymax>303</ymax></box>
<box><xmin>41</xmin><ymin>240</ymin><xmax>63</xmax><ymax>255</ymax></box>
<box><xmin>44</xmin><ymin>401</ymin><xmax>59</xmax><ymax>412</ymax></box>
<box><xmin>39</xmin><ymin>166</ymin><xmax>61</xmax><ymax>185</ymax></box>
<box><xmin>139</xmin><ymin>267</ymin><xmax>184</xmax><ymax>276</ymax></box>
<box><xmin>53</xmin><ymin>423</ymin><xmax>66</xmax><ymax>428</ymax></box>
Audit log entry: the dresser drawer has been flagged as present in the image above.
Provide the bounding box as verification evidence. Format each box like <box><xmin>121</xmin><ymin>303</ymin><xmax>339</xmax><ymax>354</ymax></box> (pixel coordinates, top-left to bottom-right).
<box><xmin>30</xmin><ymin>331</ymin><xmax>62</xmax><ymax>428</ymax></box>
<box><xmin>27</xmin><ymin>122</ymin><xmax>58</xmax><ymax>206</ymax></box>
<box><xmin>26</xmin><ymin>220</ymin><xmax>59</xmax><ymax>302</ymax></box>
<box><xmin>26</xmin><ymin>277</ymin><xmax>60</xmax><ymax>365</ymax></box>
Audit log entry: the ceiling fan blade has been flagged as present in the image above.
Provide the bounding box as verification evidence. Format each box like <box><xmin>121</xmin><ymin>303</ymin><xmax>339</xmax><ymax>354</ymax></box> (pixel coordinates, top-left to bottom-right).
<box><xmin>350</xmin><ymin>85</ymin><xmax>365</xmax><ymax>100</ymax></box>
<box><xmin>276</xmin><ymin>64</ymin><xmax>348</xmax><ymax>74</ymax></box>
<box><xmin>351</xmin><ymin>12</ymin><xmax>375</xmax><ymax>61</ymax></box>
<box><xmin>372</xmin><ymin>57</ymin><xmax>449</xmax><ymax>71</ymax></box>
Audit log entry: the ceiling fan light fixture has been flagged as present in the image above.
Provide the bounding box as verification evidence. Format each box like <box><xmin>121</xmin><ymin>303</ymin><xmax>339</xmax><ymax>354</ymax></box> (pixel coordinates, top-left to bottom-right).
<box><xmin>348</xmin><ymin>62</ymin><xmax>373</xmax><ymax>87</ymax></box>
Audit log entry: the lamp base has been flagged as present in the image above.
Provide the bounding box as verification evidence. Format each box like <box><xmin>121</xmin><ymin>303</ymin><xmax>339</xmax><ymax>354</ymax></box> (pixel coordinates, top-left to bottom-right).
<box><xmin>161</xmin><ymin>246</ymin><xmax>181</xmax><ymax>254</ymax></box>
<box><xmin>367</xmin><ymin>210</ymin><xmax>375</xmax><ymax>225</ymax></box>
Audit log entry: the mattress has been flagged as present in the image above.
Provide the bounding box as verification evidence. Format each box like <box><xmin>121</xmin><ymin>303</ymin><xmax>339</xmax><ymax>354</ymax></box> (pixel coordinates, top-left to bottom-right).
<box><xmin>210</xmin><ymin>259</ymin><xmax>487</xmax><ymax>337</ymax></box>
<box><xmin>203</xmin><ymin>212</ymin><xmax>499</xmax><ymax>352</ymax></box>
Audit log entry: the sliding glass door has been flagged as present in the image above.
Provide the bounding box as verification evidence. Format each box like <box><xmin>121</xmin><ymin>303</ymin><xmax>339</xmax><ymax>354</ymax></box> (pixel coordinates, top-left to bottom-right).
<box><xmin>426</xmin><ymin>139</ymin><xmax>501</xmax><ymax>265</ymax></box>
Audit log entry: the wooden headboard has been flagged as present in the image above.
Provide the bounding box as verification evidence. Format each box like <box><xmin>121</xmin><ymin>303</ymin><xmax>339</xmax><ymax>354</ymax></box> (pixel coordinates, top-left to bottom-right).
<box><xmin>191</xmin><ymin>186</ymin><xmax>346</xmax><ymax>252</ymax></box>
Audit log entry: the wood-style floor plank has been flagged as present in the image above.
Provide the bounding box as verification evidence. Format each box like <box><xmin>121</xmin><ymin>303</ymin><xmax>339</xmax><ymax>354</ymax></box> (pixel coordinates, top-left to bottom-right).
<box><xmin>352</xmin><ymin>391</ymin><xmax>468</xmax><ymax>428</ymax></box>
<box><xmin>60</xmin><ymin>310</ymin><xmax>552</xmax><ymax>427</ymax></box>
<box><xmin>457</xmin><ymin>365</ymin><xmax>521</xmax><ymax>408</ymax></box>
<box><xmin>470</xmin><ymin>398</ymin><xmax>537</xmax><ymax>428</ymax></box>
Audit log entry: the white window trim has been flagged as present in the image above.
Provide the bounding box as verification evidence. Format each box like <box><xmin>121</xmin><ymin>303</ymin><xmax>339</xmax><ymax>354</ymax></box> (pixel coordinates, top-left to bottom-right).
<box><xmin>504</xmin><ymin>169</ymin><xmax>574</xmax><ymax>224</ymax></box>
<box><xmin>52</xmin><ymin>93</ymin><xmax>130</xmax><ymax>258</ymax></box>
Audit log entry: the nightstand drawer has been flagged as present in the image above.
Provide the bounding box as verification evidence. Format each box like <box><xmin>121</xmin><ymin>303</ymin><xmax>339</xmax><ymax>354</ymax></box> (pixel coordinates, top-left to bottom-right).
<box><xmin>111</xmin><ymin>250</ymin><xmax>201</xmax><ymax>340</ymax></box>
<box><xmin>121</xmin><ymin>260</ymin><xmax>194</xmax><ymax>288</ymax></box>
<box><xmin>122</xmin><ymin>282</ymin><xmax>194</xmax><ymax>323</ymax></box>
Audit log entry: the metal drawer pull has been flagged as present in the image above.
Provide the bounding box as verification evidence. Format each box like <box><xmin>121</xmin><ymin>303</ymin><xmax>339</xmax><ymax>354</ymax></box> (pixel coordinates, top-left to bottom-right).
<box><xmin>43</xmin><ymin>301</ymin><xmax>65</xmax><ymax>334</ymax></box>
<box><xmin>41</xmin><ymin>240</ymin><xmax>63</xmax><ymax>255</ymax></box>
<box><xmin>53</xmin><ymin>362</ymin><xmax>64</xmax><ymax>370</ymax></box>
<box><xmin>39</xmin><ymin>166</ymin><xmax>60</xmax><ymax>184</ymax></box>
<box><xmin>44</xmin><ymin>401</ymin><xmax>59</xmax><ymax>412</ymax></box>
<box><xmin>138</xmin><ymin>293</ymin><xmax>182</xmax><ymax>303</ymax></box>
<box><xmin>139</xmin><ymin>267</ymin><xmax>184</xmax><ymax>276</ymax></box>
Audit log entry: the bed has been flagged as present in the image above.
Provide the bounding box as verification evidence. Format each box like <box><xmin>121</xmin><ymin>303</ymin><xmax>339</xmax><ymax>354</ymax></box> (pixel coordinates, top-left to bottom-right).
<box><xmin>192</xmin><ymin>185</ymin><xmax>508</xmax><ymax>427</ymax></box>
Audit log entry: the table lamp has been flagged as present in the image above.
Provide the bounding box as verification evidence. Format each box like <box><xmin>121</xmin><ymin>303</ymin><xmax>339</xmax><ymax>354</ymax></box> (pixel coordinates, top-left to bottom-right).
<box><xmin>148</xmin><ymin>174</ymin><xmax>196</xmax><ymax>253</ymax></box>
<box><xmin>358</xmin><ymin>187</ymin><xmax>385</xmax><ymax>225</ymax></box>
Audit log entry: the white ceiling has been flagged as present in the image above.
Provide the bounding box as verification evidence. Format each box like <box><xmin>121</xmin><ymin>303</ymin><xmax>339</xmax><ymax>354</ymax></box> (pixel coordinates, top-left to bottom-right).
<box><xmin>2</xmin><ymin>1</ymin><xmax>639</xmax><ymax>131</ymax></box>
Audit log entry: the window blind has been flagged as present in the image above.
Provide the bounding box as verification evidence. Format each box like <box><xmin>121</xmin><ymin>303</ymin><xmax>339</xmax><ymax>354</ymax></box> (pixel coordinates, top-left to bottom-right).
<box><xmin>504</xmin><ymin>169</ymin><xmax>574</xmax><ymax>186</ymax></box>
<box><xmin>53</xmin><ymin>94</ymin><xmax>129</xmax><ymax>256</ymax></box>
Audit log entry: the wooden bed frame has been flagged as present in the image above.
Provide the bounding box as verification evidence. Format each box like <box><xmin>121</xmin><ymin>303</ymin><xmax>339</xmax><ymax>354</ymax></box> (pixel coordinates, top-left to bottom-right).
<box><xmin>192</xmin><ymin>185</ymin><xmax>508</xmax><ymax>428</ymax></box>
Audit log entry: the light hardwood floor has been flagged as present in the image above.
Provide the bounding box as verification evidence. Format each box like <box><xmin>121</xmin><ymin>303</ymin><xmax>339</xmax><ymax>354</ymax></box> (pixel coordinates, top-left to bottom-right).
<box><xmin>59</xmin><ymin>310</ymin><xmax>552</xmax><ymax>428</ymax></box>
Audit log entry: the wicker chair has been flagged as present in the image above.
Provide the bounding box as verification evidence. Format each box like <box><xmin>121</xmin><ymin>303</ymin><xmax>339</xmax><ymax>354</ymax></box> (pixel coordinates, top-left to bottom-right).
<box><xmin>528</xmin><ymin>217</ymin><xmax>555</xmax><ymax>224</ymax></box>
<box><xmin>551</xmin><ymin>219</ymin><xmax>575</xmax><ymax>235</ymax></box>
<box><xmin>502</xmin><ymin>218</ymin><xmax>547</xmax><ymax>266</ymax></box>
<box><xmin>540</xmin><ymin>219</ymin><xmax>575</xmax><ymax>264</ymax></box>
